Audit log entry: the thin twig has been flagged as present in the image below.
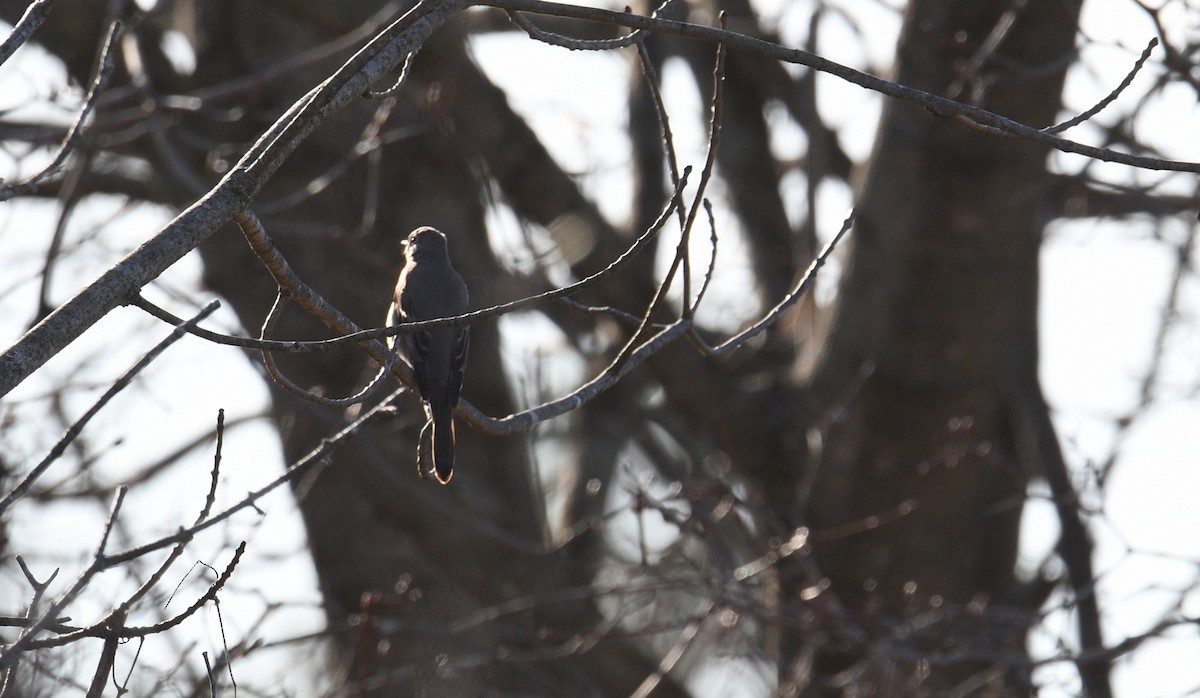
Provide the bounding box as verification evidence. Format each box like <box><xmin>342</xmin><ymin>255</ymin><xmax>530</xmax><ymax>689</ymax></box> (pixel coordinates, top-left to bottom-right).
<box><xmin>21</xmin><ymin>543</ymin><xmax>247</xmax><ymax>652</ymax></box>
<box><xmin>31</xmin><ymin>147</ymin><xmax>90</xmax><ymax>325</ymax></box>
<box><xmin>0</xmin><ymin>301</ymin><xmax>220</xmax><ymax>517</ymax></box>
<box><xmin>1044</xmin><ymin>38</ymin><xmax>1158</xmax><ymax>135</ymax></box>
<box><xmin>1</xmin><ymin>489</ymin><xmax>130</xmax><ymax>666</ymax></box>
<box><xmin>366</xmin><ymin>45</ymin><xmax>422</xmax><ymax>97</ymax></box>
<box><xmin>258</xmin><ymin>289</ymin><xmax>397</xmax><ymax>408</ymax></box>
<box><xmin>679</xmin><ymin>20</ymin><xmax>728</xmax><ymax>318</ymax></box>
<box><xmin>478</xmin><ymin>319</ymin><xmax>690</xmax><ymax>432</ymax></box>
<box><xmin>0</xmin><ymin>21</ymin><xmax>121</xmax><ymax>202</ymax></box>
<box><xmin>202</xmin><ymin>410</ymin><xmax>225</xmax><ymax>522</ymax></box>
<box><xmin>0</xmin><ymin>0</ymin><xmax>58</xmax><ymax>68</ymax></box>
<box><xmin>554</xmin><ymin>296</ymin><xmax>647</xmax><ymax>326</ymax></box>
<box><xmin>610</xmin><ymin>33</ymin><xmax>726</xmax><ymax>370</ymax></box>
<box><xmin>0</xmin><ymin>556</ymin><xmax>60</xmax><ymax>693</ymax></box>
<box><xmin>505</xmin><ymin>8</ymin><xmax>641</xmax><ymax>50</ymax></box>
<box><xmin>630</xmin><ymin>599</ymin><xmax>716</xmax><ymax>698</ymax></box>
<box><xmin>690</xmin><ymin>199</ymin><xmax>719</xmax><ymax>311</ymax></box>
<box><xmin>133</xmin><ymin>173</ymin><xmax>689</xmax><ymax>355</ymax></box>
<box><xmin>635</xmin><ymin>36</ymin><xmax>687</xmax><ymax>239</ymax></box>
<box><xmin>475</xmin><ymin>0</ymin><xmax>1200</xmax><ymax>173</ymax></box>
<box><xmin>84</xmin><ymin>392</ymin><xmax>402</xmax><ymax>568</ymax></box>
<box><xmin>99</xmin><ymin>411</ymin><xmax>244</xmax><ymax>633</ymax></box>
<box><xmin>93</xmin><ymin>487</ymin><xmax>128</xmax><ymax>560</ymax></box>
<box><xmin>202</xmin><ymin>652</ymin><xmax>217</xmax><ymax>698</ymax></box>
<box><xmin>690</xmin><ymin>209</ymin><xmax>854</xmax><ymax>355</ymax></box>
<box><xmin>505</xmin><ymin>0</ymin><xmax>680</xmax><ymax>51</ymax></box>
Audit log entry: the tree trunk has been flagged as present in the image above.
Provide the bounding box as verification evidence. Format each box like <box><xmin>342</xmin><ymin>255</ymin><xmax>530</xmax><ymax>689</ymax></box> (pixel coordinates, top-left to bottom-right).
<box><xmin>798</xmin><ymin>0</ymin><xmax>1084</xmax><ymax>692</ymax></box>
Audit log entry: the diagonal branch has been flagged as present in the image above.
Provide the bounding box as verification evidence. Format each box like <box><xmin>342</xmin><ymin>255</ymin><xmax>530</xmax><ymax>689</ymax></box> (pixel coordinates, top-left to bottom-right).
<box><xmin>1044</xmin><ymin>38</ymin><xmax>1158</xmax><ymax>135</ymax></box>
<box><xmin>0</xmin><ymin>21</ymin><xmax>121</xmax><ymax>202</ymax></box>
<box><xmin>0</xmin><ymin>301</ymin><xmax>220</xmax><ymax>518</ymax></box>
<box><xmin>689</xmin><ymin>210</ymin><xmax>854</xmax><ymax>355</ymax></box>
<box><xmin>0</xmin><ymin>0</ymin><xmax>465</xmax><ymax>397</ymax></box>
<box><xmin>474</xmin><ymin>0</ymin><xmax>1200</xmax><ymax>173</ymax></box>
<box><xmin>0</xmin><ymin>0</ymin><xmax>58</xmax><ymax>67</ymax></box>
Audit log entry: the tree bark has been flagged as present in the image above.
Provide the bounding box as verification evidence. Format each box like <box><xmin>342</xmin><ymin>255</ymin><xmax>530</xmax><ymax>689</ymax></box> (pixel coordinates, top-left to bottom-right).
<box><xmin>799</xmin><ymin>0</ymin><xmax>1088</xmax><ymax>692</ymax></box>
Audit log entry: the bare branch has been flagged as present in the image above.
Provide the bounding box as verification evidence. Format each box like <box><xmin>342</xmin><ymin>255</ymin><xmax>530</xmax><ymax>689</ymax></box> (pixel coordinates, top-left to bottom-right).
<box><xmin>22</xmin><ymin>543</ymin><xmax>248</xmax><ymax>652</ymax></box>
<box><xmin>0</xmin><ymin>21</ymin><xmax>121</xmax><ymax>202</ymax></box>
<box><xmin>475</xmin><ymin>0</ymin><xmax>1200</xmax><ymax>173</ymax></box>
<box><xmin>689</xmin><ymin>199</ymin><xmax>719</xmax><ymax>312</ymax></box>
<box><xmin>0</xmin><ymin>0</ymin><xmax>465</xmax><ymax>397</ymax></box>
<box><xmin>474</xmin><ymin>319</ymin><xmax>690</xmax><ymax>432</ymax></box>
<box><xmin>635</xmin><ymin>36</ymin><xmax>686</xmax><ymax>231</ymax></box>
<box><xmin>365</xmin><ymin>46</ymin><xmax>421</xmax><ymax>97</ymax></box>
<box><xmin>132</xmin><ymin>171</ymin><xmax>690</xmax><ymax>355</ymax></box>
<box><xmin>611</xmin><ymin>32</ymin><xmax>726</xmax><ymax>371</ymax></box>
<box><xmin>690</xmin><ymin>209</ymin><xmax>854</xmax><ymax>355</ymax></box>
<box><xmin>630</xmin><ymin>598</ymin><xmax>715</xmax><ymax>698</ymax></box>
<box><xmin>0</xmin><ymin>0</ymin><xmax>58</xmax><ymax>67</ymax></box>
<box><xmin>1010</xmin><ymin>383</ymin><xmax>1112</xmax><ymax>698</ymax></box>
<box><xmin>505</xmin><ymin>7</ymin><xmax>643</xmax><ymax>51</ymax></box>
<box><xmin>258</xmin><ymin>289</ymin><xmax>397</xmax><ymax>408</ymax></box>
<box><xmin>1045</xmin><ymin>38</ymin><xmax>1159</xmax><ymax>135</ymax></box>
<box><xmin>0</xmin><ymin>301</ymin><xmax>220</xmax><ymax>518</ymax></box>
<box><xmin>91</xmin><ymin>389</ymin><xmax>403</xmax><ymax>567</ymax></box>
<box><xmin>84</xmin><ymin>611</ymin><xmax>122</xmax><ymax>698</ymax></box>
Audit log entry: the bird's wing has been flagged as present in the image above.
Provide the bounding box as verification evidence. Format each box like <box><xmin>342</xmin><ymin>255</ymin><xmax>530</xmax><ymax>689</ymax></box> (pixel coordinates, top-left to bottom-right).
<box><xmin>447</xmin><ymin>327</ymin><xmax>469</xmax><ymax>406</ymax></box>
<box><xmin>399</xmin><ymin>287</ymin><xmax>434</xmax><ymax>397</ymax></box>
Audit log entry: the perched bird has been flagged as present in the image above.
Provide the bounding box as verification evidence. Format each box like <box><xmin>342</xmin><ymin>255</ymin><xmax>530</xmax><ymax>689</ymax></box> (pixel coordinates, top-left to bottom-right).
<box><xmin>388</xmin><ymin>227</ymin><xmax>469</xmax><ymax>483</ymax></box>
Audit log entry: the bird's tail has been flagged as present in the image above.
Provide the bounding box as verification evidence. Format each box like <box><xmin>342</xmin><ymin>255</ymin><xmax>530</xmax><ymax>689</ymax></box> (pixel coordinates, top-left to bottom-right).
<box><xmin>429</xmin><ymin>402</ymin><xmax>456</xmax><ymax>484</ymax></box>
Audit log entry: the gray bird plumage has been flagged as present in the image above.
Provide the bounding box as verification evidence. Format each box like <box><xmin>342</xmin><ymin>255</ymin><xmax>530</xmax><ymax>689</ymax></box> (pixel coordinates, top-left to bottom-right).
<box><xmin>388</xmin><ymin>227</ymin><xmax>469</xmax><ymax>483</ymax></box>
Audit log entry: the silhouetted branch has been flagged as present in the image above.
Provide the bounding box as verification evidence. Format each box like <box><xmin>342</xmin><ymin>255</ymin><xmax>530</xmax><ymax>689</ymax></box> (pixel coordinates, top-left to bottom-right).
<box><xmin>259</xmin><ymin>289</ymin><xmax>397</xmax><ymax>407</ymax></box>
<box><xmin>0</xmin><ymin>0</ymin><xmax>465</xmax><ymax>396</ymax></box>
<box><xmin>689</xmin><ymin>209</ymin><xmax>854</xmax><ymax>355</ymax></box>
<box><xmin>612</xmin><ymin>29</ymin><xmax>727</xmax><ymax>370</ymax></box>
<box><xmin>476</xmin><ymin>0</ymin><xmax>1200</xmax><ymax>173</ymax></box>
<box><xmin>0</xmin><ymin>0</ymin><xmax>58</xmax><ymax>67</ymax></box>
<box><xmin>1045</xmin><ymin>38</ymin><xmax>1158</xmax><ymax>135</ymax></box>
<box><xmin>0</xmin><ymin>21</ymin><xmax>120</xmax><ymax>202</ymax></box>
<box><xmin>0</xmin><ymin>301</ymin><xmax>220</xmax><ymax>518</ymax></box>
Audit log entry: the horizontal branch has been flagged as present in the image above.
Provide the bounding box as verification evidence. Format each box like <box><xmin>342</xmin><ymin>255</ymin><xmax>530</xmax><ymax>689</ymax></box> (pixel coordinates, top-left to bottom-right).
<box><xmin>131</xmin><ymin>169</ymin><xmax>690</xmax><ymax>355</ymax></box>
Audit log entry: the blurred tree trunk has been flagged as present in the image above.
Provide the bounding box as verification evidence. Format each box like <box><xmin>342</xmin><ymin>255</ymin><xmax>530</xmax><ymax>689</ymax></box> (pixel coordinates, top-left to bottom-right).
<box><xmin>797</xmin><ymin>0</ymin><xmax>1085</xmax><ymax>692</ymax></box>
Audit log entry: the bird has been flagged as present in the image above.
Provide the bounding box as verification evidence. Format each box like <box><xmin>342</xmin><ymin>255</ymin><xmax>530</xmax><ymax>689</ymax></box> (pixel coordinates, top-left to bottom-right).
<box><xmin>387</xmin><ymin>227</ymin><xmax>469</xmax><ymax>483</ymax></box>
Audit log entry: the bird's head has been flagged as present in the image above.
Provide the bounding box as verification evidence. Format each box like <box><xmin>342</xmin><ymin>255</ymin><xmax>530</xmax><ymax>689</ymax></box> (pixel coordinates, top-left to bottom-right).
<box><xmin>402</xmin><ymin>227</ymin><xmax>449</xmax><ymax>262</ymax></box>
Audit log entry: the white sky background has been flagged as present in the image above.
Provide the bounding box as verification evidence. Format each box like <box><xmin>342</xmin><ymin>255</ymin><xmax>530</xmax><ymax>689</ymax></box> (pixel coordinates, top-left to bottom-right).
<box><xmin>1</xmin><ymin>0</ymin><xmax>1199</xmax><ymax>695</ymax></box>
